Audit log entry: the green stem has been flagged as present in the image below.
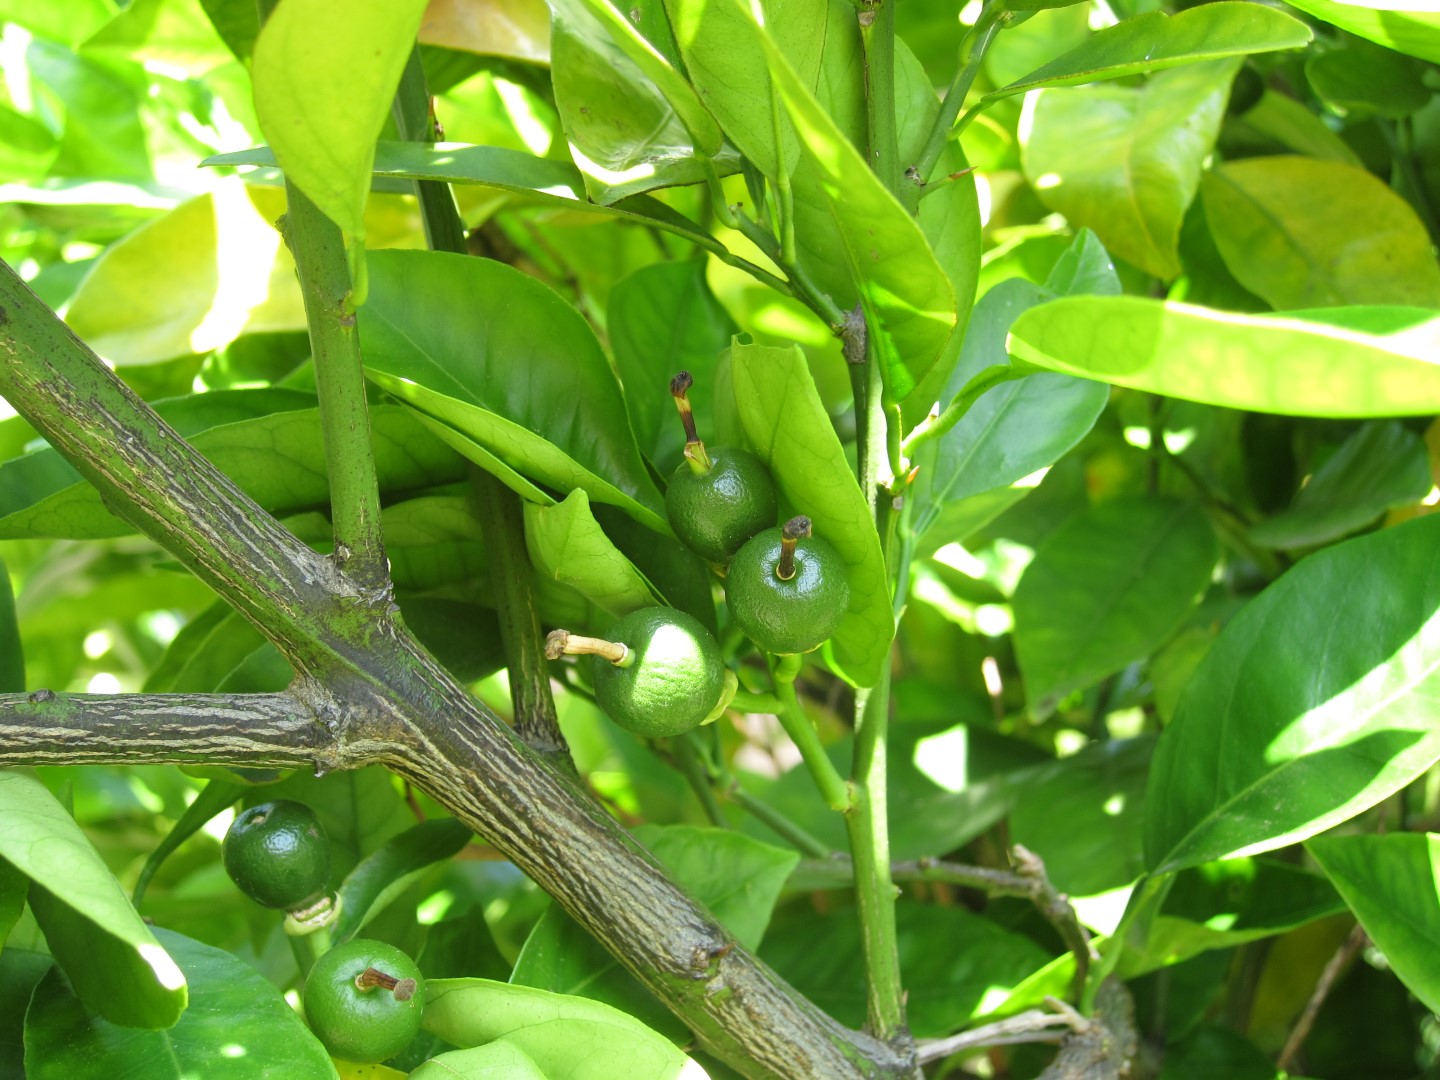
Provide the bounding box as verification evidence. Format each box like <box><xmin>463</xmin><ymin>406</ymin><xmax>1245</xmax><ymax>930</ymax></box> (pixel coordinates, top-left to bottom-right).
<box><xmin>733</xmin><ymin>212</ymin><xmax>846</xmax><ymax>327</ymax></box>
<box><xmin>901</xmin><ymin>364</ymin><xmax>1018</xmax><ymax>457</ymax></box>
<box><xmin>280</xmin><ymin>182</ymin><xmax>390</xmax><ymax>594</ymax></box>
<box><xmin>676</xmin><ymin>732</ymin><xmax>729</xmax><ymax>828</ymax></box>
<box><xmin>393</xmin><ymin>52</ymin><xmax>570</xmax><ymax>765</ymax></box>
<box><xmin>731</xmin><ymin>787</ymin><xmax>836</xmax><ymax>859</ymax></box>
<box><xmin>912</xmin><ymin>6</ymin><xmax>1003</xmax><ymax>187</ymax></box>
<box><xmin>770</xmin><ymin>655</ymin><xmax>852</xmax><ymax>813</ymax></box>
<box><xmin>860</xmin><ymin>0</ymin><xmax>901</xmax><ymax>202</ymax></box>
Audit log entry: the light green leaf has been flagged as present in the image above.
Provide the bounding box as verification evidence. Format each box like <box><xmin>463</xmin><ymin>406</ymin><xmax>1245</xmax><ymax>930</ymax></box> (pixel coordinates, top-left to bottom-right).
<box><xmin>525</xmin><ymin>489</ymin><xmax>665</xmax><ymax>618</ymax></box>
<box><xmin>1306</xmin><ymin>38</ymin><xmax>1432</xmax><ymax>118</ymax></box>
<box><xmin>608</xmin><ymin>260</ymin><xmax>737</xmax><ymax>470</ymax></box>
<box><xmin>81</xmin><ymin>0</ymin><xmax>234</xmax><ymax>76</ymax></box>
<box><xmin>1308</xmin><ymin>832</ymin><xmax>1440</xmax><ymax>1013</ymax></box>
<box><xmin>0</xmin><ymin>402</ymin><xmax>462</xmax><ymax>539</ymax></box>
<box><xmin>252</xmin><ymin>0</ymin><xmax>429</xmax><ymax>267</ymax></box>
<box><xmin>360</xmin><ymin>250</ymin><xmax>669</xmax><ymax>533</ymax></box>
<box><xmin>64</xmin><ymin>183</ymin><xmax>304</xmax><ymax>366</ymax></box>
<box><xmin>1201</xmin><ymin>156</ymin><xmax>1440</xmax><ymax>309</ymax></box>
<box><xmin>1144</xmin><ymin>514</ymin><xmax>1440</xmax><ymax>873</ymax></box>
<box><xmin>421</xmin><ymin>979</ymin><xmax>702</xmax><ymax>1078</ymax></box>
<box><xmin>1013</xmin><ymin>498</ymin><xmax>1217</xmax><ymax>715</ymax></box>
<box><xmin>1228</xmin><ymin>89</ymin><xmax>1362</xmax><ymax>165</ymax></box>
<box><xmin>1249</xmin><ymin>422</ymin><xmax>1432</xmax><ymax>550</ymax></box>
<box><xmin>982</xmin><ymin>2</ymin><xmax>1310</xmax><ymax>102</ymax></box>
<box><xmin>334</xmin><ymin>819</ymin><xmax>472</xmax><ymax>942</ymax></box>
<box><xmin>1021</xmin><ymin>60</ymin><xmax>1240</xmax><ymax>279</ymax></box>
<box><xmin>0</xmin><ymin>772</ymin><xmax>186</xmax><ymax>1028</ymax></box>
<box><xmin>23</xmin><ymin>928</ymin><xmax>335</xmax><ymax>1078</ymax></box>
<box><xmin>1008</xmin><ymin>298</ymin><xmax>1440</xmax><ymax>417</ymax></box>
<box><xmin>729</xmin><ymin>341</ymin><xmax>891</xmax><ymax>687</ymax></box>
<box><xmin>0</xmin><ymin>0</ymin><xmax>116</xmax><ymax>45</ymax></box>
<box><xmin>1279</xmin><ymin>0</ymin><xmax>1440</xmax><ymax>65</ymax></box>
<box><xmin>409</xmin><ymin>1041</ymin><xmax>548</xmax><ymax>1080</ymax></box>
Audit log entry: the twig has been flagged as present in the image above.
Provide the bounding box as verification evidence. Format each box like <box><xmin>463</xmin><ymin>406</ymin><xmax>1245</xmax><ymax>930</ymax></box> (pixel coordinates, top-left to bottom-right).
<box><xmin>917</xmin><ymin>1006</ymin><xmax>1078</xmax><ymax>1062</ymax></box>
<box><xmin>1277</xmin><ymin>923</ymin><xmax>1367</xmax><ymax>1072</ymax></box>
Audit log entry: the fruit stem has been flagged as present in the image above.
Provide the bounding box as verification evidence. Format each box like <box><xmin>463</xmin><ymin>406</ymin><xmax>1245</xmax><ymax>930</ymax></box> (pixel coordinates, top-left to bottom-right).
<box><xmin>544</xmin><ymin>629</ymin><xmax>633</xmax><ymax>668</ymax></box>
<box><xmin>769</xmin><ymin>653</ymin><xmax>852</xmax><ymax>813</ymax></box>
<box><xmin>355</xmin><ymin>966</ymin><xmax>419</xmax><ymax>1002</ymax></box>
<box><xmin>670</xmin><ymin>371</ymin><xmax>713</xmax><ymax>474</ymax></box>
<box><xmin>776</xmin><ymin>516</ymin><xmax>811</xmax><ymax>582</ymax></box>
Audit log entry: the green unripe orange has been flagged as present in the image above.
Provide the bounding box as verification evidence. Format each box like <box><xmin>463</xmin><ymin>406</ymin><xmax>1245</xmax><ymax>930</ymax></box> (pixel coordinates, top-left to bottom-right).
<box><xmin>222</xmin><ymin>800</ymin><xmax>331</xmax><ymax>911</ymax></box>
<box><xmin>727</xmin><ymin>516</ymin><xmax>850</xmax><ymax>655</ymax></box>
<box><xmin>666</xmin><ymin>447</ymin><xmax>777</xmax><ymax>563</ymax></box>
<box><xmin>304</xmin><ymin>939</ymin><xmax>424</xmax><ymax>1063</ymax></box>
<box><xmin>590</xmin><ymin>607</ymin><xmax>727</xmax><ymax>737</ymax></box>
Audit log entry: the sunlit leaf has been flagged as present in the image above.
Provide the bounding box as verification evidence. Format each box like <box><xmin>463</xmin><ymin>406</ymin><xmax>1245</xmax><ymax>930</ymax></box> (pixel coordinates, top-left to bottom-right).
<box><xmin>1279</xmin><ymin>0</ymin><xmax>1440</xmax><ymax>65</ymax></box>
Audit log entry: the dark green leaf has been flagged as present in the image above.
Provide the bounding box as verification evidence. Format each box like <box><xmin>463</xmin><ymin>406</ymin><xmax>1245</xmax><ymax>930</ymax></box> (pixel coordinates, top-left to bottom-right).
<box><xmin>1201</xmin><ymin>156</ymin><xmax>1440</xmax><ymax>309</ymax></box>
<box><xmin>1008</xmin><ymin>299</ymin><xmax>1440</xmax><ymax>417</ymax></box>
<box><xmin>1013</xmin><ymin>498</ymin><xmax>1217</xmax><ymax>714</ymax></box>
<box><xmin>0</xmin><ymin>556</ymin><xmax>22</xmax><ymax>693</ymax></box>
<box><xmin>1250</xmin><ymin>422</ymin><xmax>1432</xmax><ymax>550</ymax></box>
<box><xmin>335</xmin><ymin>819</ymin><xmax>472</xmax><ymax>942</ymax></box>
<box><xmin>1158</xmin><ymin>1025</ymin><xmax>1281</xmax><ymax>1079</ymax></box>
<box><xmin>0</xmin><ymin>772</ymin><xmax>185</xmax><ymax>1028</ymax></box>
<box><xmin>132</xmin><ymin>780</ymin><xmax>243</xmax><ymax>908</ymax></box>
<box><xmin>24</xmin><ymin>928</ymin><xmax>335</xmax><ymax>1078</ymax></box>
<box><xmin>728</xmin><ymin>341</ymin><xmax>892</xmax><ymax>686</ymax></box>
<box><xmin>608</xmin><ymin>260</ymin><xmax>737</xmax><ymax>470</ymax></box>
<box><xmin>1306</xmin><ymin>39</ymin><xmax>1431</xmax><ymax>118</ymax></box>
<box><xmin>398</xmin><ymin>597</ymin><xmax>507</xmax><ymax>684</ymax></box>
<box><xmin>1145</xmin><ymin>514</ymin><xmax>1440</xmax><ymax>873</ymax></box>
<box><xmin>361</xmin><ymin>250</ymin><xmax>668</xmax><ymax>532</ymax></box>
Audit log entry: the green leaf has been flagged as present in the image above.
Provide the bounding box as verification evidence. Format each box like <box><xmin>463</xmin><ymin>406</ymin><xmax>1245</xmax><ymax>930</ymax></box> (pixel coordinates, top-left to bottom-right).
<box><xmin>1250</xmin><ymin>422</ymin><xmax>1432</xmax><ymax>550</ymax></box>
<box><xmin>1201</xmin><ymin>156</ymin><xmax>1440</xmax><ymax>309</ymax></box>
<box><xmin>252</xmin><ymin>0</ymin><xmax>429</xmax><ymax>265</ymax></box>
<box><xmin>0</xmin><ymin>402</ymin><xmax>463</xmax><ymax>539</ymax></box>
<box><xmin>1021</xmin><ymin>60</ymin><xmax>1240</xmax><ymax>279</ymax></box>
<box><xmin>0</xmin><ymin>857</ymin><xmax>27</xmax><ymax>943</ymax></box>
<box><xmin>760</xmin><ymin>902</ymin><xmax>1049</xmax><ymax>1037</ymax></box>
<box><xmin>0</xmin><ymin>772</ymin><xmax>185</xmax><ymax>1028</ymax></box>
<box><xmin>410</xmin><ymin>1041</ymin><xmax>547</xmax><ymax>1080</ymax></box>
<box><xmin>397</xmin><ymin>597</ymin><xmax>506</xmax><ymax>683</ymax></box>
<box><xmin>914</xmin><ymin>277</ymin><xmax>1108</xmax><ymax>538</ymax></box>
<box><xmin>23</xmin><ymin>928</ymin><xmax>336</xmax><ymax>1078</ymax></box>
<box><xmin>360</xmin><ymin>250</ymin><xmax>668</xmax><ymax>532</ymax></box>
<box><xmin>1306</xmin><ymin>38</ymin><xmax>1432</xmax><ymax>118</ymax></box>
<box><xmin>81</xmin><ymin>0</ymin><xmax>235</xmax><ymax>77</ymax></box>
<box><xmin>1145</xmin><ymin>514</ymin><xmax>1440</xmax><ymax>873</ymax></box>
<box><xmin>64</xmin><ymin>183</ymin><xmax>305</xmax><ymax>366</ymax></box>
<box><xmin>1279</xmin><ymin>0</ymin><xmax>1440</xmax><ymax>65</ymax></box>
<box><xmin>525</xmin><ymin>489</ymin><xmax>665</xmax><ymax>619</ymax></box>
<box><xmin>608</xmin><ymin>260</ymin><xmax>737</xmax><ymax>470</ymax></box>
<box><xmin>728</xmin><ymin>341</ymin><xmax>892</xmax><ymax>686</ymax></box>
<box><xmin>264</xmin><ymin>767</ymin><xmax>411</xmax><ymax>879</ymax></box>
<box><xmin>0</xmin><ymin>0</ymin><xmax>116</xmax><ymax>45</ymax></box>
<box><xmin>421</xmin><ymin>979</ymin><xmax>698</xmax><ymax>1076</ymax></box>
<box><xmin>132</xmin><ymin>780</ymin><xmax>243</xmax><ymax>908</ymax></box>
<box><xmin>1007</xmin><ymin>298</ymin><xmax>1440</xmax><ymax>417</ymax></box>
<box><xmin>0</xmin><ymin>557</ymin><xmax>21</xmax><ymax>693</ymax></box>
<box><xmin>1013</xmin><ymin>498</ymin><xmax>1217</xmax><ymax>715</ymax></box>
<box><xmin>1308</xmin><ymin>832</ymin><xmax>1440</xmax><ymax>1013</ymax></box>
<box><xmin>981</xmin><ymin>2</ymin><xmax>1310</xmax><ymax>103</ymax></box>
<box><xmin>25</xmin><ymin>40</ymin><xmax>151</xmax><ymax>180</ymax></box>
<box><xmin>334</xmin><ymin>818</ymin><xmax>472</xmax><ymax>942</ymax></box>
<box><xmin>549</xmin><ymin>0</ymin><xmax>728</xmax><ymax>202</ymax></box>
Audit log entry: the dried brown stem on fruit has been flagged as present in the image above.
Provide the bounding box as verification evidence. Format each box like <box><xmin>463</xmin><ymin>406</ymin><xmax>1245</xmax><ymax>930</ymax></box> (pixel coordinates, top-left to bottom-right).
<box><xmin>355</xmin><ymin>966</ymin><xmax>418</xmax><ymax>1002</ymax></box>
<box><xmin>777</xmin><ymin>515</ymin><xmax>812</xmax><ymax>581</ymax></box>
<box><xmin>670</xmin><ymin>370</ymin><xmax>712</xmax><ymax>472</ymax></box>
<box><xmin>545</xmin><ymin>629</ymin><xmax>630</xmax><ymax>666</ymax></box>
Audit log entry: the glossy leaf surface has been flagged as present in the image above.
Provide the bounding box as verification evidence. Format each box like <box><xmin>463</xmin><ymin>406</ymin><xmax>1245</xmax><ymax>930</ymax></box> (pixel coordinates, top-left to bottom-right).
<box><xmin>1279</xmin><ymin>0</ymin><xmax>1440</xmax><ymax>65</ymax></box>
<box><xmin>252</xmin><ymin>0</ymin><xmax>429</xmax><ymax>248</ymax></box>
<box><xmin>409</xmin><ymin>1041</ymin><xmax>547</xmax><ymax>1079</ymax></box>
<box><xmin>1145</xmin><ymin>514</ymin><xmax>1440</xmax><ymax>872</ymax></box>
<box><xmin>729</xmin><ymin>342</ymin><xmax>891</xmax><ymax>686</ymax></box>
<box><xmin>1014</xmin><ymin>498</ymin><xmax>1217</xmax><ymax>715</ymax></box>
<box><xmin>0</xmin><ymin>772</ymin><xmax>185</xmax><ymax>1028</ymax></box>
<box><xmin>1202</xmin><ymin>156</ymin><xmax>1440</xmax><ymax>309</ymax></box>
<box><xmin>1022</xmin><ymin>60</ymin><xmax>1239</xmax><ymax>279</ymax></box>
<box><xmin>524</xmin><ymin>489</ymin><xmax>664</xmax><ymax>618</ymax></box>
<box><xmin>24</xmin><ymin>928</ymin><xmax>334</xmax><ymax>1078</ymax></box>
<box><xmin>1308</xmin><ymin>832</ymin><xmax>1440</xmax><ymax>1013</ymax></box>
<box><xmin>1008</xmin><ymin>299</ymin><xmax>1440</xmax><ymax>417</ymax></box>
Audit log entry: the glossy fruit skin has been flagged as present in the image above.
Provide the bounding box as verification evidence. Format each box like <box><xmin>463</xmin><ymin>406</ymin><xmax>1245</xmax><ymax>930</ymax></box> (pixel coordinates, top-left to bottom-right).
<box><xmin>727</xmin><ymin>528</ymin><xmax>851</xmax><ymax>654</ymax></box>
<box><xmin>222</xmin><ymin>800</ymin><xmax>331</xmax><ymax>911</ymax></box>
<box><xmin>592</xmin><ymin>607</ymin><xmax>725</xmax><ymax>738</ymax></box>
<box><xmin>304</xmin><ymin>939</ymin><xmax>424</xmax><ymax>1064</ymax></box>
<box><xmin>665</xmin><ymin>448</ymin><xmax>777</xmax><ymax>563</ymax></box>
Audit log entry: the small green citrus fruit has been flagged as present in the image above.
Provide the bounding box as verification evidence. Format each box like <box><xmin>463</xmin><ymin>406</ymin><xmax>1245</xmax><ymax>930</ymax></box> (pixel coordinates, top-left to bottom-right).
<box><xmin>591</xmin><ymin>607</ymin><xmax>726</xmax><ymax>737</ymax></box>
<box><xmin>222</xmin><ymin>800</ymin><xmax>331</xmax><ymax>911</ymax></box>
<box><xmin>666</xmin><ymin>447</ymin><xmax>777</xmax><ymax>563</ymax></box>
<box><xmin>304</xmin><ymin>939</ymin><xmax>424</xmax><ymax>1064</ymax></box>
<box><xmin>727</xmin><ymin>517</ymin><xmax>850</xmax><ymax>655</ymax></box>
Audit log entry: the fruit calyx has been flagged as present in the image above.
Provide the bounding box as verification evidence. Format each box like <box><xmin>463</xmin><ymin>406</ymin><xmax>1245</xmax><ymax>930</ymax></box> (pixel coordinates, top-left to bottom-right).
<box><xmin>670</xmin><ymin>370</ymin><xmax>713</xmax><ymax>475</ymax></box>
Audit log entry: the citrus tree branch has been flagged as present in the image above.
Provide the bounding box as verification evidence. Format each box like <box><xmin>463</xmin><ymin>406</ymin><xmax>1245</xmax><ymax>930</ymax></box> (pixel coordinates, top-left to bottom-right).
<box><xmin>0</xmin><ymin>256</ymin><xmax>912</xmax><ymax>1080</ymax></box>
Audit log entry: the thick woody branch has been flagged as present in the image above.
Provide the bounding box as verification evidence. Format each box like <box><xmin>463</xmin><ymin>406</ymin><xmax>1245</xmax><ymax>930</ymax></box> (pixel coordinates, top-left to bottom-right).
<box><xmin>0</xmin><ymin>258</ymin><xmax>912</xmax><ymax>1079</ymax></box>
<box><xmin>0</xmin><ymin>691</ymin><xmax>336</xmax><ymax>770</ymax></box>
